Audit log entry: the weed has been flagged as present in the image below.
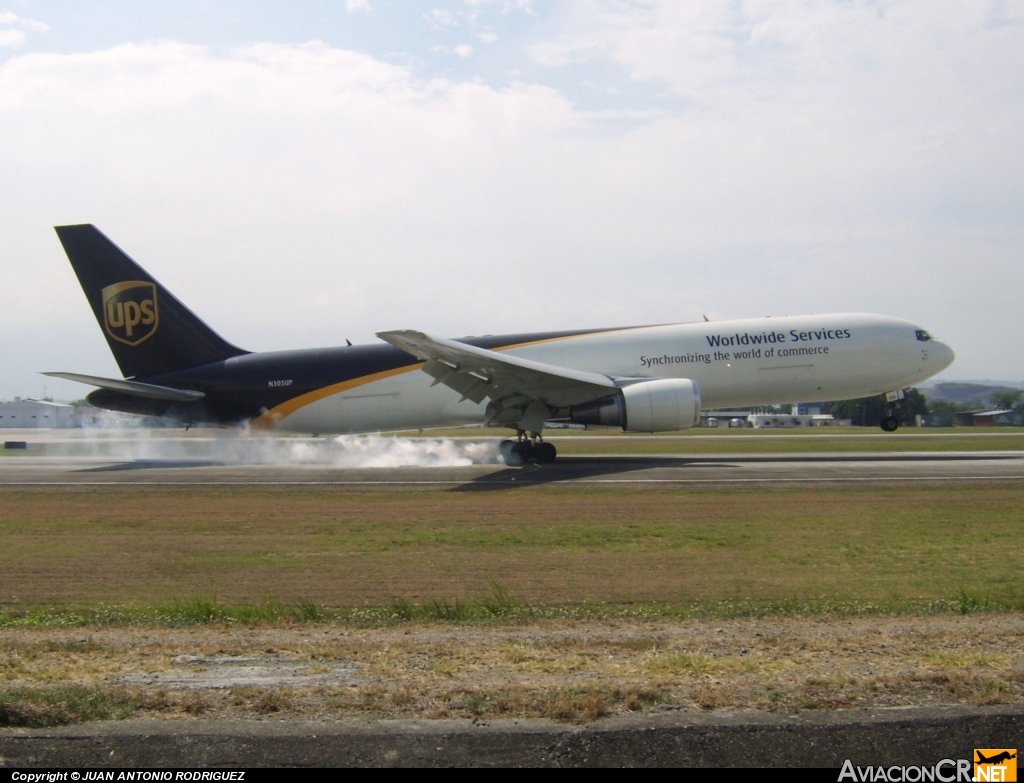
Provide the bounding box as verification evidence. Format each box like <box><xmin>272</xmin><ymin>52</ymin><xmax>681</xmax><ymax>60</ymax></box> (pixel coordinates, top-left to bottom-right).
<box><xmin>545</xmin><ymin>690</ymin><xmax>608</xmax><ymax>722</ymax></box>
<box><xmin>477</xmin><ymin>582</ymin><xmax>520</xmax><ymax>618</ymax></box>
<box><xmin>292</xmin><ymin>600</ymin><xmax>323</xmax><ymax>624</ymax></box>
<box><xmin>388</xmin><ymin>598</ymin><xmax>415</xmax><ymax>621</ymax></box>
<box><xmin>253</xmin><ymin>690</ymin><xmax>293</xmax><ymax>714</ymax></box>
<box><xmin>969</xmin><ymin>679</ymin><xmax>1015</xmax><ymax>705</ymax></box>
<box><xmin>648</xmin><ymin>653</ymin><xmax>719</xmax><ymax>677</ymax></box>
<box><xmin>693</xmin><ymin>685</ymin><xmax>734</xmax><ymax>710</ymax></box>
<box><xmin>0</xmin><ymin>686</ymin><xmax>139</xmax><ymax>727</ymax></box>
<box><xmin>958</xmin><ymin>590</ymin><xmax>981</xmax><ymax>615</ymax></box>
<box><xmin>923</xmin><ymin>651</ymin><xmax>1009</xmax><ymax>670</ymax></box>
<box><xmin>163</xmin><ymin>598</ymin><xmax>224</xmax><ymax>625</ymax></box>
<box><xmin>179</xmin><ymin>692</ymin><xmax>209</xmax><ymax>715</ymax></box>
<box><xmin>424</xmin><ymin>598</ymin><xmax>466</xmax><ymax>622</ymax></box>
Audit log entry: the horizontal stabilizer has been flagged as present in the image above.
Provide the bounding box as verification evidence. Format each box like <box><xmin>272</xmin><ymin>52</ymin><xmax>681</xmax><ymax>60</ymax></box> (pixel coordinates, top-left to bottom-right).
<box><xmin>41</xmin><ymin>372</ymin><xmax>206</xmax><ymax>402</ymax></box>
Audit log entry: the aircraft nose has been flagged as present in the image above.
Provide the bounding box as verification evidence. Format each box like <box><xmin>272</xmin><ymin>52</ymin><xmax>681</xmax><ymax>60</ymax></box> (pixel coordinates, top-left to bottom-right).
<box><xmin>938</xmin><ymin>341</ymin><xmax>955</xmax><ymax>369</ymax></box>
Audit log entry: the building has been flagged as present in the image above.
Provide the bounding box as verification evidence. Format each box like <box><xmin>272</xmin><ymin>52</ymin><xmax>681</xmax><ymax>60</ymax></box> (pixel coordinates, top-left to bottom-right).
<box><xmin>701</xmin><ymin>407</ymin><xmax>850</xmax><ymax>428</ymax></box>
<box><xmin>969</xmin><ymin>409</ymin><xmax>1024</xmax><ymax>427</ymax></box>
<box><xmin>0</xmin><ymin>398</ymin><xmax>78</xmax><ymax>428</ymax></box>
<box><xmin>701</xmin><ymin>410</ymin><xmax>751</xmax><ymax>428</ymax></box>
<box><xmin>916</xmin><ymin>413</ymin><xmax>955</xmax><ymax>427</ymax></box>
<box><xmin>747</xmin><ymin>413</ymin><xmax>846</xmax><ymax>428</ymax></box>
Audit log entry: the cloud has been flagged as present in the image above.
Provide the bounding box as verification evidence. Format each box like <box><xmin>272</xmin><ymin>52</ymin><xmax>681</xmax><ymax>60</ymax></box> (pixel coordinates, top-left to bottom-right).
<box><xmin>0</xmin><ymin>11</ymin><xmax>48</xmax><ymax>48</ymax></box>
<box><xmin>0</xmin><ymin>8</ymin><xmax>1022</xmax><ymax>396</ymax></box>
<box><xmin>426</xmin><ymin>9</ymin><xmax>458</xmax><ymax>29</ymax></box>
<box><xmin>462</xmin><ymin>0</ymin><xmax>533</xmax><ymax>10</ymax></box>
<box><xmin>346</xmin><ymin>0</ymin><xmax>371</xmax><ymax>11</ymax></box>
<box><xmin>0</xmin><ymin>29</ymin><xmax>25</xmax><ymax>48</ymax></box>
<box><xmin>454</xmin><ymin>43</ymin><xmax>474</xmax><ymax>57</ymax></box>
<box><xmin>0</xmin><ymin>12</ymin><xmax>49</xmax><ymax>31</ymax></box>
<box><xmin>0</xmin><ymin>40</ymin><xmax>584</xmax><ymax>378</ymax></box>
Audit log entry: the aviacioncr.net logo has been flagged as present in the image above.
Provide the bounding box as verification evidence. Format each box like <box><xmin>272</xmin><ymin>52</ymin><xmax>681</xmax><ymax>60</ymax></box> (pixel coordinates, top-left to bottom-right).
<box><xmin>102</xmin><ymin>281</ymin><xmax>158</xmax><ymax>347</ymax></box>
<box><xmin>839</xmin><ymin>759</ymin><xmax>973</xmax><ymax>782</ymax></box>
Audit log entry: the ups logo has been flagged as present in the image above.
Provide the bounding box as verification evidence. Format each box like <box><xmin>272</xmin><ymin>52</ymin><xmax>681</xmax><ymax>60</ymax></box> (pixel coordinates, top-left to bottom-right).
<box><xmin>102</xmin><ymin>281</ymin><xmax>158</xmax><ymax>346</ymax></box>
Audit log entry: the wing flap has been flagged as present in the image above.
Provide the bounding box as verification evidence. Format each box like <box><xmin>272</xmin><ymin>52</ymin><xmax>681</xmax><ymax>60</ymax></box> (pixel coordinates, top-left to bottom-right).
<box><xmin>376</xmin><ymin>330</ymin><xmax>616</xmax><ymax>410</ymax></box>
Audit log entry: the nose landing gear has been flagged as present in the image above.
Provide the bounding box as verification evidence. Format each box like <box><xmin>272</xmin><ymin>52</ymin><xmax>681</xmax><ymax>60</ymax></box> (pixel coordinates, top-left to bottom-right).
<box><xmin>499</xmin><ymin>435</ymin><xmax>557</xmax><ymax>465</ymax></box>
<box><xmin>880</xmin><ymin>389</ymin><xmax>905</xmax><ymax>432</ymax></box>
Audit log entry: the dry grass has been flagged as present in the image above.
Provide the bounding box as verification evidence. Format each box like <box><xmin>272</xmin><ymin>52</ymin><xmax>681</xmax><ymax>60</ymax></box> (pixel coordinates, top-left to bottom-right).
<box><xmin>0</xmin><ymin>613</ymin><xmax>1019</xmax><ymax>724</ymax></box>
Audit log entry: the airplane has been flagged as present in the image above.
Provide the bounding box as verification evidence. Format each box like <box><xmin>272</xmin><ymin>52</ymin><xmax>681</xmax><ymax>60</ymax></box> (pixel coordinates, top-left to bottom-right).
<box><xmin>976</xmin><ymin>752</ymin><xmax>1016</xmax><ymax>765</ymax></box>
<box><xmin>45</xmin><ymin>224</ymin><xmax>956</xmax><ymax>464</ymax></box>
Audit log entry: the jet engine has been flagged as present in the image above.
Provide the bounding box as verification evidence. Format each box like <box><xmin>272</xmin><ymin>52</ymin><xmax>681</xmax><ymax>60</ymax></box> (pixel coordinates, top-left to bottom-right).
<box><xmin>570</xmin><ymin>378</ymin><xmax>702</xmax><ymax>432</ymax></box>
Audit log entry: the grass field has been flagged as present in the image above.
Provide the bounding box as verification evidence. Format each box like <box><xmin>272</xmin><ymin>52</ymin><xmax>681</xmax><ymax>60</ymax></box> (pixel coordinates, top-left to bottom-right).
<box><xmin>550</xmin><ymin>434</ymin><xmax>1024</xmax><ymax>454</ymax></box>
<box><xmin>404</xmin><ymin>427</ymin><xmax>1024</xmax><ymax>454</ymax></box>
<box><xmin>1</xmin><ymin>482</ymin><xmax>1022</xmax><ymax>726</ymax></box>
<box><xmin>0</xmin><ymin>484</ymin><xmax>1020</xmax><ymax>612</ymax></box>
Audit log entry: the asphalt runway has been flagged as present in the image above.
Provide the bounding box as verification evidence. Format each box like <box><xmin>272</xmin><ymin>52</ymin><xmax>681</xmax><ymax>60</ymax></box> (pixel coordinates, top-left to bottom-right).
<box><xmin>3</xmin><ymin>706</ymin><xmax>1021</xmax><ymax>767</ymax></box>
<box><xmin>3</xmin><ymin>451</ymin><xmax>1023</xmax><ymax>488</ymax></box>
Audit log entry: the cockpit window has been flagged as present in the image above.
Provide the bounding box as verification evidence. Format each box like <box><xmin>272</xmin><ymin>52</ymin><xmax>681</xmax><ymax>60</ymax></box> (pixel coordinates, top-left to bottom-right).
<box><xmin>915</xmin><ymin>330</ymin><xmax>933</xmax><ymax>342</ymax></box>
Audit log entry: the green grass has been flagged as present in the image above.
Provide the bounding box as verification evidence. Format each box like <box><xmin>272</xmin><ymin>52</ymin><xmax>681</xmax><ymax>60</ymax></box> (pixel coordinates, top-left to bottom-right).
<box><xmin>1</xmin><ymin>485</ymin><xmax>1022</xmax><ymax>610</ymax></box>
<box><xmin>394</xmin><ymin>426</ymin><xmax>1024</xmax><ymax>438</ymax></box>
<box><xmin>553</xmin><ymin>434</ymin><xmax>1024</xmax><ymax>454</ymax></box>
<box><xmin>405</xmin><ymin>426</ymin><xmax>1024</xmax><ymax>454</ymax></box>
<box><xmin>1</xmin><ymin>591</ymin><xmax>1022</xmax><ymax>629</ymax></box>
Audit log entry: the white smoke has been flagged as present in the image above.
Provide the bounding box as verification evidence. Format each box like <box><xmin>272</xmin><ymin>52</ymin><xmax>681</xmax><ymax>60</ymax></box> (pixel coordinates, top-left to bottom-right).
<box><xmin>61</xmin><ymin>425</ymin><xmax>501</xmax><ymax>468</ymax></box>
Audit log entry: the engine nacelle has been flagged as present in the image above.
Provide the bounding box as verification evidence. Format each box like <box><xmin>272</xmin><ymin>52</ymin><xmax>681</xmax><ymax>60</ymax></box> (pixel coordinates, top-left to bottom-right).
<box><xmin>570</xmin><ymin>378</ymin><xmax>702</xmax><ymax>432</ymax></box>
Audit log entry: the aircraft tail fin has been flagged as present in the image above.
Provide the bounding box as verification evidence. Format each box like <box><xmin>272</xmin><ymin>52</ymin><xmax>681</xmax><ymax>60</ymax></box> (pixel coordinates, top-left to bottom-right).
<box><xmin>54</xmin><ymin>224</ymin><xmax>248</xmax><ymax>379</ymax></box>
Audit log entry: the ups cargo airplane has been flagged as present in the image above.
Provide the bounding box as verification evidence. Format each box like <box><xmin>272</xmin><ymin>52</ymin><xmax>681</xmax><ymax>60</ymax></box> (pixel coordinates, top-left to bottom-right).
<box><xmin>46</xmin><ymin>225</ymin><xmax>955</xmax><ymax>464</ymax></box>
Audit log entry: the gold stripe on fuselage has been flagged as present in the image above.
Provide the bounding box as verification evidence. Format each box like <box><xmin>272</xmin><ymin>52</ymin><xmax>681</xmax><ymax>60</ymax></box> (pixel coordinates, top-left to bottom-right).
<box><xmin>251</xmin><ymin>364</ymin><xmax>425</xmax><ymax>429</ymax></box>
<box><xmin>253</xmin><ymin>324</ymin><xmax>668</xmax><ymax>428</ymax></box>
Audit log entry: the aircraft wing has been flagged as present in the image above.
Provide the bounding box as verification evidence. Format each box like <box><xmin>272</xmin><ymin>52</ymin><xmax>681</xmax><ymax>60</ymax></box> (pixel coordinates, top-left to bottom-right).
<box><xmin>376</xmin><ymin>330</ymin><xmax>616</xmax><ymax>428</ymax></box>
<box><xmin>41</xmin><ymin>372</ymin><xmax>206</xmax><ymax>402</ymax></box>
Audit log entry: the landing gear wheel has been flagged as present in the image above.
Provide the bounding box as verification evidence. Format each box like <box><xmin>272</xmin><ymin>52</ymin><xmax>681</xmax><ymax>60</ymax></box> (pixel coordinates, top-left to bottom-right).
<box><xmin>499</xmin><ymin>439</ymin><xmax>516</xmax><ymax>461</ymax></box>
<box><xmin>880</xmin><ymin>416</ymin><xmax>899</xmax><ymax>432</ymax></box>
<box><xmin>534</xmin><ymin>442</ymin><xmax>557</xmax><ymax>464</ymax></box>
<box><xmin>499</xmin><ymin>439</ymin><xmax>527</xmax><ymax>465</ymax></box>
<box><xmin>507</xmin><ymin>441</ymin><xmax>532</xmax><ymax>465</ymax></box>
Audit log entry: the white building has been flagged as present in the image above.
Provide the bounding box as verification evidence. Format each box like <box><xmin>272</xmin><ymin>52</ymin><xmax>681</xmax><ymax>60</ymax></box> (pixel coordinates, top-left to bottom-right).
<box><xmin>747</xmin><ymin>413</ymin><xmax>847</xmax><ymax>428</ymax></box>
<box><xmin>0</xmin><ymin>399</ymin><xmax>78</xmax><ymax>428</ymax></box>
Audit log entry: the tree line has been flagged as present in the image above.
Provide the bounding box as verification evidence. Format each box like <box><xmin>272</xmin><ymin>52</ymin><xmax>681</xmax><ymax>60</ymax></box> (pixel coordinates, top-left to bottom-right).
<box><xmin>824</xmin><ymin>389</ymin><xmax>1024</xmax><ymax>427</ymax></box>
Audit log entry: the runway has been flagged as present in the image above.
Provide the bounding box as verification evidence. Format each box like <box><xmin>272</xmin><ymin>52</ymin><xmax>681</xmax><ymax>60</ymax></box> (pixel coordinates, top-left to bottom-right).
<box><xmin>3</xmin><ymin>451</ymin><xmax>1023</xmax><ymax>487</ymax></box>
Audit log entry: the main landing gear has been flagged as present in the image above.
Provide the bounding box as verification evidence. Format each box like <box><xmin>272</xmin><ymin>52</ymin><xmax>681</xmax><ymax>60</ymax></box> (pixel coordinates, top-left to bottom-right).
<box><xmin>499</xmin><ymin>436</ymin><xmax>557</xmax><ymax>466</ymax></box>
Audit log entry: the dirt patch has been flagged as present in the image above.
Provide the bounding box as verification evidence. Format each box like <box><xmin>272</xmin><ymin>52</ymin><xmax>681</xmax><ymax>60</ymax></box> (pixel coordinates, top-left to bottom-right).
<box><xmin>1</xmin><ymin>613</ymin><xmax>1021</xmax><ymax>724</ymax></box>
<box><xmin>116</xmin><ymin>654</ymin><xmax>368</xmax><ymax>690</ymax></box>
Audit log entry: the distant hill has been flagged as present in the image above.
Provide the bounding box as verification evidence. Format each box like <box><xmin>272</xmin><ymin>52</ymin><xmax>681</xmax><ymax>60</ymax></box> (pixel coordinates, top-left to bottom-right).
<box><xmin>920</xmin><ymin>382</ymin><xmax>1020</xmax><ymax>408</ymax></box>
<box><xmin>916</xmin><ymin>379</ymin><xmax>1024</xmax><ymax>390</ymax></box>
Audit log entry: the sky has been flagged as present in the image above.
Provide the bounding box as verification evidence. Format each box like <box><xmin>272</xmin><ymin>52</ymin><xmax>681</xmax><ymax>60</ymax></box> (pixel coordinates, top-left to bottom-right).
<box><xmin>1</xmin><ymin>0</ymin><xmax>1022</xmax><ymax>402</ymax></box>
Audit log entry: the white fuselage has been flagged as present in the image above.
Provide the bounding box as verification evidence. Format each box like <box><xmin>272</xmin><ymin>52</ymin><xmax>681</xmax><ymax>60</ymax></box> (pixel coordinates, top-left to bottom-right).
<box><xmin>275</xmin><ymin>313</ymin><xmax>955</xmax><ymax>434</ymax></box>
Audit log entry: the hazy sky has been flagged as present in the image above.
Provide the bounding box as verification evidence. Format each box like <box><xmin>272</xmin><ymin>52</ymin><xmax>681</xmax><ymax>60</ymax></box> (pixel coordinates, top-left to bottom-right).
<box><xmin>2</xmin><ymin>1</ymin><xmax>1022</xmax><ymax>401</ymax></box>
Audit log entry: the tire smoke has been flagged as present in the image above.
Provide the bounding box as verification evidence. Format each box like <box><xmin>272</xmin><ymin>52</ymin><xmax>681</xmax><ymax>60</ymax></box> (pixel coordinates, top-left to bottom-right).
<box><xmin>69</xmin><ymin>425</ymin><xmax>501</xmax><ymax>467</ymax></box>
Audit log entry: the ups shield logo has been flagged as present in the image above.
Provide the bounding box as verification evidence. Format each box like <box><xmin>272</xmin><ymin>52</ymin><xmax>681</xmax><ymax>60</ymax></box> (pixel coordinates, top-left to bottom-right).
<box><xmin>102</xmin><ymin>281</ymin><xmax>158</xmax><ymax>346</ymax></box>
